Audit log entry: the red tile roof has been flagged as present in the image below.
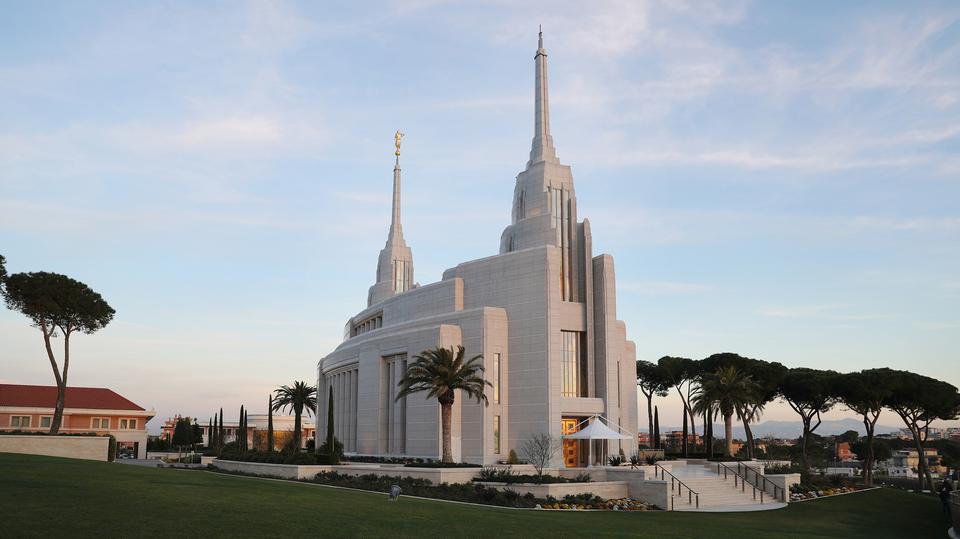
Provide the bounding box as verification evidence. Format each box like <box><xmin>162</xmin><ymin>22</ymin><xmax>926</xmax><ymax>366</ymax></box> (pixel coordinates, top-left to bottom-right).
<box><xmin>0</xmin><ymin>384</ymin><xmax>145</xmax><ymax>411</ymax></box>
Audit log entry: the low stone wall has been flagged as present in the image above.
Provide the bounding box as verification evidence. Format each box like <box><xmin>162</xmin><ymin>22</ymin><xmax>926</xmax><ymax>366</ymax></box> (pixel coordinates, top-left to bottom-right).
<box><xmin>763</xmin><ymin>473</ymin><xmax>800</xmax><ymax>502</ymax></box>
<box><xmin>478</xmin><ymin>481</ymin><xmax>629</xmax><ymax>500</ymax></box>
<box><xmin>556</xmin><ymin>467</ymin><xmax>671</xmax><ymax>509</ymax></box>
<box><xmin>0</xmin><ymin>435</ymin><xmax>110</xmax><ymax>461</ymax></box>
<box><xmin>630</xmin><ymin>479</ymin><xmax>670</xmax><ymax>510</ymax></box>
<box><xmin>211</xmin><ymin>460</ymin><xmax>489</xmax><ymax>483</ymax></box>
<box><xmin>212</xmin><ymin>459</ymin><xmax>333</xmax><ymax>480</ymax></box>
<box><xmin>329</xmin><ymin>464</ymin><xmax>484</xmax><ymax>484</ymax></box>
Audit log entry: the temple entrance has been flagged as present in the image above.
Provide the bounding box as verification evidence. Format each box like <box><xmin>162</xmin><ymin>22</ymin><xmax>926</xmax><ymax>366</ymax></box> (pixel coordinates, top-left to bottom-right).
<box><xmin>561</xmin><ymin>417</ymin><xmax>588</xmax><ymax>467</ymax></box>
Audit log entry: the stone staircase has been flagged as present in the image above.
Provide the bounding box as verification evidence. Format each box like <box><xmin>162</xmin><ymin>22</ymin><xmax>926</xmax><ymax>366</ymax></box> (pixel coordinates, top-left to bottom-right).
<box><xmin>662</xmin><ymin>461</ymin><xmax>786</xmax><ymax>512</ymax></box>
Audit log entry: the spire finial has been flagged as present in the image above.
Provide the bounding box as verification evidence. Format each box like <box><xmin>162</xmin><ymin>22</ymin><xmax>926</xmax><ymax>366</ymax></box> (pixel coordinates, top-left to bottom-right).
<box><xmin>394</xmin><ymin>130</ymin><xmax>404</xmax><ymax>157</ymax></box>
<box><xmin>538</xmin><ymin>25</ymin><xmax>543</xmax><ymax>49</ymax></box>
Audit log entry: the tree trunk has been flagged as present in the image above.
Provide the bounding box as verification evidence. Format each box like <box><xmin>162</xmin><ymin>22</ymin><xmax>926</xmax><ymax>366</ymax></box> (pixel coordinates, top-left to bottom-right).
<box><xmin>801</xmin><ymin>420</ymin><xmax>811</xmax><ymax>472</ymax></box>
<box><xmin>294</xmin><ymin>409</ymin><xmax>302</xmax><ymax>451</ymax></box>
<box><xmin>440</xmin><ymin>399</ymin><xmax>453</xmax><ymax>463</ymax></box>
<box><xmin>742</xmin><ymin>413</ymin><xmax>755</xmax><ymax>460</ymax></box>
<box><xmin>40</xmin><ymin>322</ymin><xmax>65</xmax><ymax>434</ymax></box>
<box><xmin>863</xmin><ymin>415</ymin><xmax>876</xmax><ymax>487</ymax></box>
<box><xmin>907</xmin><ymin>427</ymin><xmax>932</xmax><ymax>492</ymax></box>
<box><xmin>724</xmin><ymin>412</ymin><xmax>734</xmax><ymax>457</ymax></box>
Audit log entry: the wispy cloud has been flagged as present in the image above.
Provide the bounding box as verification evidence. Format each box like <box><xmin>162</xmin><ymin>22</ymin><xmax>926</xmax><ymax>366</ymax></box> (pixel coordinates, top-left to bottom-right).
<box><xmin>620</xmin><ymin>280</ymin><xmax>715</xmax><ymax>296</ymax></box>
<box><xmin>757</xmin><ymin>304</ymin><xmax>893</xmax><ymax>322</ymax></box>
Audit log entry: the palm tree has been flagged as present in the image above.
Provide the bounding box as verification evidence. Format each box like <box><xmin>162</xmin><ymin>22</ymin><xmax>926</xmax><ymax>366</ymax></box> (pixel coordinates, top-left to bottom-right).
<box><xmin>397</xmin><ymin>345</ymin><xmax>491</xmax><ymax>463</ymax></box>
<box><xmin>272</xmin><ymin>381</ymin><xmax>317</xmax><ymax>451</ymax></box>
<box><xmin>692</xmin><ymin>366</ymin><xmax>755</xmax><ymax>457</ymax></box>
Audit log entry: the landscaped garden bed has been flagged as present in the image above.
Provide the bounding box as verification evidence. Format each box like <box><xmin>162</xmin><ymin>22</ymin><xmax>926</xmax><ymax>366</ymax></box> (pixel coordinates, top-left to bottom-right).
<box><xmin>309</xmin><ymin>471</ymin><xmax>655</xmax><ymax>510</ymax></box>
<box><xmin>537</xmin><ymin>497</ymin><xmax>654</xmax><ymax>511</ymax></box>
<box><xmin>790</xmin><ymin>483</ymin><xmax>866</xmax><ymax>501</ymax></box>
<box><xmin>474</xmin><ymin>467</ymin><xmax>591</xmax><ymax>484</ymax></box>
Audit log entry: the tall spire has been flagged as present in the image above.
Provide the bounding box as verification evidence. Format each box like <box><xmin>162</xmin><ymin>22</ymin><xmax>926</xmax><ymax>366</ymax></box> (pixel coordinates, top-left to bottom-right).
<box><xmin>389</xmin><ymin>155</ymin><xmax>402</xmax><ymax>239</ymax></box>
<box><xmin>528</xmin><ymin>27</ymin><xmax>558</xmax><ymax>167</ymax></box>
<box><xmin>368</xmin><ymin>131</ymin><xmax>414</xmax><ymax>307</ymax></box>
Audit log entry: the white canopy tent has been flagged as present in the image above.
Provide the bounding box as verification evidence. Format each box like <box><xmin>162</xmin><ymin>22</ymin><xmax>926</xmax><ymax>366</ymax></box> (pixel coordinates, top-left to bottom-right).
<box><xmin>562</xmin><ymin>416</ymin><xmax>633</xmax><ymax>467</ymax></box>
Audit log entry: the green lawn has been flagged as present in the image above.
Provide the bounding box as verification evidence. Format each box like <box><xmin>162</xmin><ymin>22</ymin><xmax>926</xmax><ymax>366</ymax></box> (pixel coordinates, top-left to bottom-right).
<box><xmin>0</xmin><ymin>453</ymin><xmax>948</xmax><ymax>538</ymax></box>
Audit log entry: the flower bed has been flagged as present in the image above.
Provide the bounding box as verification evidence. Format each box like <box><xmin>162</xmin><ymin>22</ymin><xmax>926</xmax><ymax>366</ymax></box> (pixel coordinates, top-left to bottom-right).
<box><xmin>537</xmin><ymin>497</ymin><xmax>653</xmax><ymax>511</ymax></box>
<box><xmin>789</xmin><ymin>484</ymin><xmax>863</xmax><ymax>501</ymax></box>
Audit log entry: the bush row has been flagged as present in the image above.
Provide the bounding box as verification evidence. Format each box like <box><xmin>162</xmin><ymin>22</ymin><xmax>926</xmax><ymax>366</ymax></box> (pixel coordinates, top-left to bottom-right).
<box><xmin>311</xmin><ymin>472</ymin><xmax>543</xmax><ymax>508</ymax></box>
<box><xmin>475</xmin><ymin>468</ymin><xmax>591</xmax><ymax>484</ymax></box>
<box><xmin>218</xmin><ymin>450</ymin><xmax>337</xmax><ymax>465</ymax></box>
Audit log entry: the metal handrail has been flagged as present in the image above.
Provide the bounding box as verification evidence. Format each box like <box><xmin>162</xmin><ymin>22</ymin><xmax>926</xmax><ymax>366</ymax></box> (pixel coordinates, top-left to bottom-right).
<box><xmin>715</xmin><ymin>461</ymin><xmax>781</xmax><ymax>503</ymax></box>
<box><xmin>730</xmin><ymin>461</ymin><xmax>784</xmax><ymax>502</ymax></box>
<box><xmin>653</xmin><ymin>463</ymin><xmax>700</xmax><ymax>509</ymax></box>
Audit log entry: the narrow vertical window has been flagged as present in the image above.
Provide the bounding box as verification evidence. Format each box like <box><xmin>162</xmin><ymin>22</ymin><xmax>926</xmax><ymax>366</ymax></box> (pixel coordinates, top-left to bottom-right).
<box><xmin>617</xmin><ymin>361</ymin><xmax>622</xmax><ymax>407</ymax></box>
<box><xmin>493</xmin><ymin>353</ymin><xmax>501</xmax><ymax>404</ymax></box>
<box><xmin>561</xmin><ymin>331</ymin><xmax>581</xmax><ymax>397</ymax></box>
<box><xmin>493</xmin><ymin>415</ymin><xmax>501</xmax><ymax>454</ymax></box>
<box><xmin>550</xmin><ymin>187</ymin><xmax>570</xmax><ymax>300</ymax></box>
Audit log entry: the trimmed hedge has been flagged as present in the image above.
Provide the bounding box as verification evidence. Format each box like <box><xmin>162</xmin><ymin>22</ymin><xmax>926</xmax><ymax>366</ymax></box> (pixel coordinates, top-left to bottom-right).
<box><xmin>475</xmin><ymin>468</ymin><xmax>590</xmax><ymax>484</ymax></box>
<box><xmin>218</xmin><ymin>450</ymin><xmax>337</xmax><ymax>465</ymax></box>
<box><xmin>402</xmin><ymin>461</ymin><xmax>481</xmax><ymax>468</ymax></box>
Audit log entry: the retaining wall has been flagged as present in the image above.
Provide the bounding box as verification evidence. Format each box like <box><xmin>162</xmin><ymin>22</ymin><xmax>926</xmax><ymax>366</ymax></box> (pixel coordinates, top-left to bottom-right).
<box><xmin>0</xmin><ymin>435</ymin><xmax>110</xmax><ymax>461</ymax></box>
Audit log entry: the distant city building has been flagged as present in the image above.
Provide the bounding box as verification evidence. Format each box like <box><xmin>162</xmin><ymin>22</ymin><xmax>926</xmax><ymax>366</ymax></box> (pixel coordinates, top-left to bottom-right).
<box><xmin>0</xmin><ymin>383</ymin><xmax>154</xmax><ymax>458</ymax></box>
<box><xmin>317</xmin><ymin>31</ymin><xmax>638</xmax><ymax>466</ymax></box>
<box><xmin>664</xmin><ymin>430</ymin><xmax>703</xmax><ymax>448</ymax></box>
<box><xmin>160</xmin><ymin>414</ymin><xmax>315</xmax><ymax>450</ymax></box>
<box><xmin>836</xmin><ymin>441</ymin><xmax>855</xmax><ymax>462</ymax></box>
<box><xmin>878</xmin><ymin>449</ymin><xmax>945</xmax><ymax>479</ymax></box>
<box><xmin>761</xmin><ymin>437</ymin><xmax>797</xmax><ymax>447</ymax></box>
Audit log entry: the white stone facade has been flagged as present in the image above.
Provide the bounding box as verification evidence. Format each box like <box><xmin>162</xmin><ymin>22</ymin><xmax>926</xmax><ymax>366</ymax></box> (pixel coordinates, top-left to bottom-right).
<box><xmin>317</xmin><ymin>31</ymin><xmax>638</xmax><ymax>466</ymax></box>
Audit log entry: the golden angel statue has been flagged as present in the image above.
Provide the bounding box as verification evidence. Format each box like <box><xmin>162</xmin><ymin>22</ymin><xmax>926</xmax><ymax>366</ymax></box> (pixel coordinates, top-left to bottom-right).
<box><xmin>394</xmin><ymin>130</ymin><xmax>404</xmax><ymax>156</ymax></box>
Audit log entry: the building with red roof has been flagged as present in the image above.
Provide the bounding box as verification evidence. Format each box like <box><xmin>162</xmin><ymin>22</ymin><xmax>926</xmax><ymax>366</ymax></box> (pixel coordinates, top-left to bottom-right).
<box><xmin>0</xmin><ymin>384</ymin><xmax>154</xmax><ymax>458</ymax></box>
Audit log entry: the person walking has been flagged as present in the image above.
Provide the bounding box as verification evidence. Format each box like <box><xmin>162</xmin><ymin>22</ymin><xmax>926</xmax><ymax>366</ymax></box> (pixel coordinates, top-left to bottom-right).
<box><xmin>939</xmin><ymin>477</ymin><xmax>953</xmax><ymax>515</ymax></box>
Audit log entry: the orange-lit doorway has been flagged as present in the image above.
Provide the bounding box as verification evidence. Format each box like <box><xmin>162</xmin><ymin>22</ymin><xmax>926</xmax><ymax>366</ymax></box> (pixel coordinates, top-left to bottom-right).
<box><xmin>561</xmin><ymin>417</ymin><xmax>587</xmax><ymax>468</ymax></box>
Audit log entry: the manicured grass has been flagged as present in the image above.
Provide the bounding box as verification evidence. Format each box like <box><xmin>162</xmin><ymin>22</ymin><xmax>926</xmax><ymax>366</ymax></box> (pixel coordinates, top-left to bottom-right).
<box><xmin>0</xmin><ymin>453</ymin><xmax>948</xmax><ymax>538</ymax></box>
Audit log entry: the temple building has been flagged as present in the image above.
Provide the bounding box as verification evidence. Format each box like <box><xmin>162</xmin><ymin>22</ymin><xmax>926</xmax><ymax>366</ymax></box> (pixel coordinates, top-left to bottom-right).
<box><xmin>317</xmin><ymin>32</ymin><xmax>638</xmax><ymax>466</ymax></box>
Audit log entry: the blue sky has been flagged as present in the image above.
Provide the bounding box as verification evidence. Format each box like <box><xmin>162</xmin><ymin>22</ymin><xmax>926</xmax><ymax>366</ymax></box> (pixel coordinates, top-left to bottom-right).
<box><xmin>1</xmin><ymin>1</ymin><xmax>958</xmax><ymax>432</ymax></box>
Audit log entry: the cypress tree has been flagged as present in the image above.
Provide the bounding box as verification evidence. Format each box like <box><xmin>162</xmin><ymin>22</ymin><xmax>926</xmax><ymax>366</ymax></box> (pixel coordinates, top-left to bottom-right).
<box><xmin>243</xmin><ymin>408</ymin><xmax>248</xmax><ymax>451</ymax></box>
<box><xmin>239</xmin><ymin>405</ymin><xmax>245</xmax><ymax>450</ymax></box>
<box><xmin>218</xmin><ymin>408</ymin><xmax>224</xmax><ymax>455</ymax></box>
<box><xmin>682</xmin><ymin>408</ymin><xmax>689</xmax><ymax>457</ymax></box>
<box><xmin>653</xmin><ymin>406</ymin><xmax>660</xmax><ymax>450</ymax></box>
<box><xmin>207</xmin><ymin>417</ymin><xmax>213</xmax><ymax>449</ymax></box>
<box><xmin>267</xmin><ymin>395</ymin><xmax>274</xmax><ymax>452</ymax></box>
<box><xmin>326</xmin><ymin>387</ymin><xmax>335</xmax><ymax>459</ymax></box>
<box><xmin>706</xmin><ymin>410</ymin><xmax>714</xmax><ymax>459</ymax></box>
